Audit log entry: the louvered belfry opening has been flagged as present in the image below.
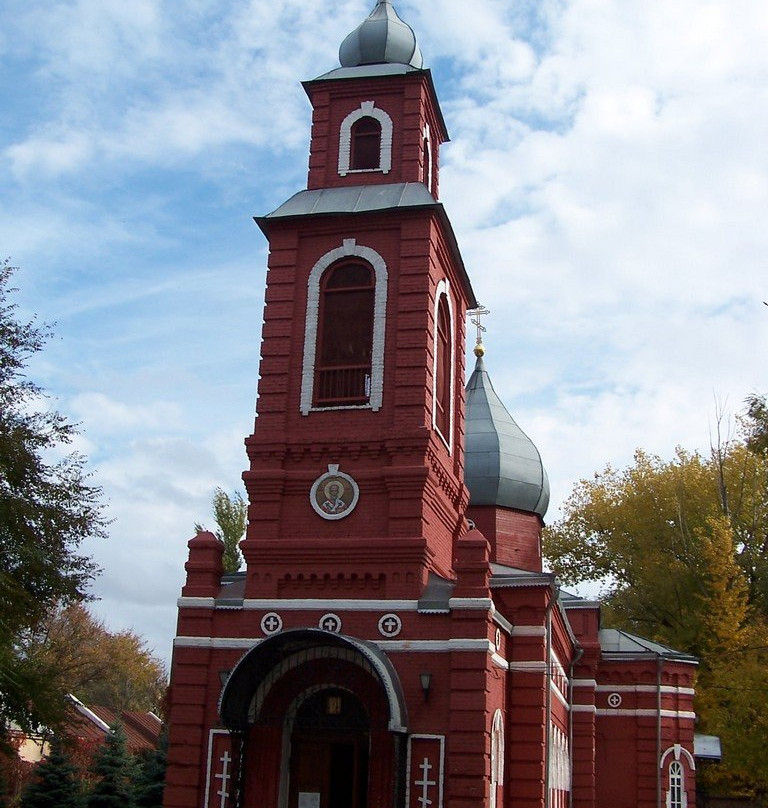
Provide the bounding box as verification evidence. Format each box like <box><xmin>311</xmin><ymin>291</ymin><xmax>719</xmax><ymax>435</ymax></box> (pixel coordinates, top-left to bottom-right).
<box><xmin>314</xmin><ymin>261</ymin><xmax>375</xmax><ymax>407</ymax></box>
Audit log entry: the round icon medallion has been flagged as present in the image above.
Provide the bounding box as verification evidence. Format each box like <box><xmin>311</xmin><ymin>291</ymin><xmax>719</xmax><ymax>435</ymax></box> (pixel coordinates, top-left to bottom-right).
<box><xmin>310</xmin><ymin>464</ymin><xmax>359</xmax><ymax>520</ymax></box>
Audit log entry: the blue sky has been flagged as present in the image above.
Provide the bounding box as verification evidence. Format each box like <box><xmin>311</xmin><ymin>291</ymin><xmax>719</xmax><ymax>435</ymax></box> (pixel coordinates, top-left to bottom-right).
<box><xmin>3</xmin><ymin>0</ymin><xmax>767</xmax><ymax>667</ymax></box>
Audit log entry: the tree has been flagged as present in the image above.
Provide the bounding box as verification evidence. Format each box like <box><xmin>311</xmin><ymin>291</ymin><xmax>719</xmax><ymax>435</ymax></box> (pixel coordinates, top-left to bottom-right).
<box><xmin>85</xmin><ymin>725</ymin><xmax>136</xmax><ymax>808</ymax></box>
<box><xmin>543</xmin><ymin>439</ymin><xmax>768</xmax><ymax>797</ymax></box>
<box><xmin>133</xmin><ymin>730</ymin><xmax>166</xmax><ymax>808</ymax></box>
<box><xmin>19</xmin><ymin>738</ymin><xmax>83</xmax><ymax>808</ymax></box>
<box><xmin>195</xmin><ymin>487</ymin><xmax>246</xmax><ymax>574</ymax></box>
<box><xmin>0</xmin><ymin>261</ymin><xmax>107</xmax><ymax>740</ymax></box>
<box><xmin>22</xmin><ymin>604</ymin><xmax>166</xmax><ymax>715</ymax></box>
<box><xmin>744</xmin><ymin>393</ymin><xmax>768</xmax><ymax>456</ymax></box>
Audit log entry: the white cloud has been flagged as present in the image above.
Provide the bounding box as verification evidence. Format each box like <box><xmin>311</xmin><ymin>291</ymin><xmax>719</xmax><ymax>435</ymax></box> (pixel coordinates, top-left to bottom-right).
<box><xmin>70</xmin><ymin>393</ymin><xmax>183</xmax><ymax>433</ymax></box>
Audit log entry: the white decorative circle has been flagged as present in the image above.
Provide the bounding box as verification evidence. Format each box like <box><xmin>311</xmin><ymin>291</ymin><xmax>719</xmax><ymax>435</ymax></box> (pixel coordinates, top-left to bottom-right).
<box><xmin>260</xmin><ymin>612</ymin><xmax>283</xmax><ymax>635</ymax></box>
<box><xmin>378</xmin><ymin>613</ymin><xmax>402</xmax><ymax>637</ymax></box>
<box><xmin>495</xmin><ymin>628</ymin><xmax>502</xmax><ymax>649</ymax></box>
<box><xmin>319</xmin><ymin>613</ymin><xmax>342</xmax><ymax>633</ymax></box>
<box><xmin>607</xmin><ymin>693</ymin><xmax>622</xmax><ymax>708</ymax></box>
<box><xmin>310</xmin><ymin>465</ymin><xmax>360</xmax><ymax>520</ymax></box>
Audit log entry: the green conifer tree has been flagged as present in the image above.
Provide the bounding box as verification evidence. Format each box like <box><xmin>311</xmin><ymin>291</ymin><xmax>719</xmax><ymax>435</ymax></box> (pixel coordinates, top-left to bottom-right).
<box><xmin>133</xmin><ymin>730</ymin><xmax>166</xmax><ymax>808</ymax></box>
<box><xmin>85</xmin><ymin>725</ymin><xmax>135</xmax><ymax>808</ymax></box>
<box><xmin>19</xmin><ymin>738</ymin><xmax>83</xmax><ymax>808</ymax></box>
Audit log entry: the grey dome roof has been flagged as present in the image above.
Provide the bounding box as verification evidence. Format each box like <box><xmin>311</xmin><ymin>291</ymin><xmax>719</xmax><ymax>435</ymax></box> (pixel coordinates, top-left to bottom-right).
<box><xmin>465</xmin><ymin>356</ymin><xmax>550</xmax><ymax>517</ymax></box>
<box><xmin>339</xmin><ymin>0</ymin><xmax>423</xmax><ymax>69</ymax></box>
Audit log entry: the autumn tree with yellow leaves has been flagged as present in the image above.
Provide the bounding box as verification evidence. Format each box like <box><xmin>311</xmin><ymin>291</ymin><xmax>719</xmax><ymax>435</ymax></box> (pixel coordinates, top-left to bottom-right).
<box><xmin>544</xmin><ymin>412</ymin><xmax>768</xmax><ymax>800</ymax></box>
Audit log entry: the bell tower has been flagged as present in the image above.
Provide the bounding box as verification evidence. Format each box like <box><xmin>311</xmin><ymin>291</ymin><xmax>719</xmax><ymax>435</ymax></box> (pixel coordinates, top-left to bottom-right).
<box><xmin>240</xmin><ymin>0</ymin><xmax>477</xmax><ymax>597</ymax></box>
<box><xmin>166</xmin><ymin>6</ymin><xmax>700</xmax><ymax>808</ymax></box>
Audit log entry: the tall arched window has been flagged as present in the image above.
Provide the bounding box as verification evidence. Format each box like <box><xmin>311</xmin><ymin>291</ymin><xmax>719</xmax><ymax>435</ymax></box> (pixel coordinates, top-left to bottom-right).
<box><xmin>667</xmin><ymin>761</ymin><xmax>685</xmax><ymax>808</ymax></box>
<box><xmin>432</xmin><ymin>281</ymin><xmax>454</xmax><ymax>448</ymax></box>
<box><xmin>301</xmin><ymin>239</ymin><xmax>387</xmax><ymax>415</ymax></box>
<box><xmin>490</xmin><ymin>710</ymin><xmax>504</xmax><ymax>808</ymax></box>
<box><xmin>660</xmin><ymin>745</ymin><xmax>694</xmax><ymax>808</ymax></box>
<box><xmin>314</xmin><ymin>261</ymin><xmax>375</xmax><ymax>407</ymax></box>
<box><xmin>351</xmin><ymin>116</ymin><xmax>382</xmax><ymax>170</ymax></box>
<box><xmin>434</xmin><ymin>296</ymin><xmax>451</xmax><ymax>437</ymax></box>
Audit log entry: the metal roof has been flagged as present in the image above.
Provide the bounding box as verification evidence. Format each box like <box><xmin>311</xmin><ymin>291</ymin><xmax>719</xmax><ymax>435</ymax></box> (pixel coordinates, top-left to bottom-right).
<box><xmin>312</xmin><ymin>63</ymin><xmax>421</xmax><ymax>82</ymax></box>
<box><xmin>694</xmin><ymin>734</ymin><xmax>722</xmax><ymax>761</ymax></box>
<box><xmin>260</xmin><ymin>182</ymin><xmax>438</xmax><ymax>221</ymax></box>
<box><xmin>599</xmin><ymin>628</ymin><xmax>697</xmax><ymax>661</ymax></box>
<box><xmin>465</xmin><ymin>356</ymin><xmax>550</xmax><ymax>516</ymax></box>
<box><xmin>339</xmin><ymin>0</ymin><xmax>423</xmax><ymax>70</ymax></box>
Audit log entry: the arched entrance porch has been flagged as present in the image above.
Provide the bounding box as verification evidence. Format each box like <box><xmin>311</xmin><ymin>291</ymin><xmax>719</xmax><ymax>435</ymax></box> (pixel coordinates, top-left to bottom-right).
<box><xmin>219</xmin><ymin>629</ymin><xmax>409</xmax><ymax>808</ymax></box>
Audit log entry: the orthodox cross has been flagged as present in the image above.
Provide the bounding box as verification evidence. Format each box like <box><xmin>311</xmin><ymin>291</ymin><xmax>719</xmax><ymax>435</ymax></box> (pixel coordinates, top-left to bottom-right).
<box><xmin>416</xmin><ymin>757</ymin><xmax>437</xmax><ymax>808</ymax></box>
<box><xmin>215</xmin><ymin>750</ymin><xmax>232</xmax><ymax>808</ymax></box>
<box><xmin>467</xmin><ymin>305</ymin><xmax>490</xmax><ymax>355</ymax></box>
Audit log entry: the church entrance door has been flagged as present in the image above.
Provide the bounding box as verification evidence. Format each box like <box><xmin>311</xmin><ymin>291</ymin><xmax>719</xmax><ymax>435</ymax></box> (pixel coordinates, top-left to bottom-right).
<box><xmin>286</xmin><ymin>688</ymin><xmax>370</xmax><ymax>808</ymax></box>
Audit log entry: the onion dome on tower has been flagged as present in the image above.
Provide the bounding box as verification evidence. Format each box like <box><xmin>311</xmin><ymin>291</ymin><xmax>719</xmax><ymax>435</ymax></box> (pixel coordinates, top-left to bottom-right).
<box><xmin>339</xmin><ymin>0</ymin><xmax>423</xmax><ymax>69</ymax></box>
<box><xmin>465</xmin><ymin>348</ymin><xmax>550</xmax><ymax>518</ymax></box>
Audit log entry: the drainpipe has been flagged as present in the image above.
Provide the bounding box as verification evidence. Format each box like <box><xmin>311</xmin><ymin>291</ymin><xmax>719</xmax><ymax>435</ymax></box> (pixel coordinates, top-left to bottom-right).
<box><xmin>567</xmin><ymin>646</ymin><xmax>584</xmax><ymax>808</ymax></box>
<box><xmin>657</xmin><ymin>653</ymin><xmax>663</xmax><ymax>808</ymax></box>
<box><xmin>544</xmin><ymin>583</ymin><xmax>558</xmax><ymax>808</ymax></box>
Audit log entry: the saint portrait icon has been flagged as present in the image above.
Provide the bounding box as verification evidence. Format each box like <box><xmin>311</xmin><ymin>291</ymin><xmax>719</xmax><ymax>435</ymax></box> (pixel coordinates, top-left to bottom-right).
<box><xmin>310</xmin><ymin>464</ymin><xmax>359</xmax><ymax>520</ymax></box>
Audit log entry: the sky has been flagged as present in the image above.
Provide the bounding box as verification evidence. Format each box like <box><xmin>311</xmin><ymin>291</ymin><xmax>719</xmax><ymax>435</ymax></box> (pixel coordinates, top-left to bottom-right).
<box><xmin>2</xmin><ymin>0</ymin><xmax>767</xmax><ymax>669</ymax></box>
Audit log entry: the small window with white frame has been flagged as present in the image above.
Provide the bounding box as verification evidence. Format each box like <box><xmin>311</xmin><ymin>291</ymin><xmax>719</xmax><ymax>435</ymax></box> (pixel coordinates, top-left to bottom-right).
<box><xmin>338</xmin><ymin>101</ymin><xmax>393</xmax><ymax>176</ymax></box>
<box><xmin>667</xmin><ymin>761</ymin><xmax>686</xmax><ymax>808</ymax></box>
<box><xmin>660</xmin><ymin>744</ymin><xmax>694</xmax><ymax>808</ymax></box>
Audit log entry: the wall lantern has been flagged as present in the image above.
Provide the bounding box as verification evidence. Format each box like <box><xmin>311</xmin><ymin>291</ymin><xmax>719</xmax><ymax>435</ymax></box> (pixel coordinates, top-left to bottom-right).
<box><xmin>420</xmin><ymin>672</ymin><xmax>432</xmax><ymax>701</ymax></box>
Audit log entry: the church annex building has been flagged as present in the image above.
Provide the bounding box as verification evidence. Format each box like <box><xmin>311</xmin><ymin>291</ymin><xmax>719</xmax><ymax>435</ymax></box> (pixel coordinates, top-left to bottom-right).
<box><xmin>163</xmin><ymin>3</ymin><xmax>705</xmax><ymax>807</ymax></box>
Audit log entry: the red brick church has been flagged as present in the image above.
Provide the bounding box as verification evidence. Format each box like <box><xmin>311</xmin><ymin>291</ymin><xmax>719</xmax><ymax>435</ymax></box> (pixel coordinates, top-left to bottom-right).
<box><xmin>163</xmin><ymin>3</ymin><xmax>700</xmax><ymax>807</ymax></box>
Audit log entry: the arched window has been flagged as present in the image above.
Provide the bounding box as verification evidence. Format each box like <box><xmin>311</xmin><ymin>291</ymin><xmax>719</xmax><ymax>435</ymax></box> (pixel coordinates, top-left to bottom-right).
<box><xmin>660</xmin><ymin>745</ymin><xmax>694</xmax><ymax>808</ymax></box>
<box><xmin>667</xmin><ymin>761</ymin><xmax>685</xmax><ymax>808</ymax></box>
<box><xmin>338</xmin><ymin>102</ymin><xmax>393</xmax><ymax>176</ymax></box>
<box><xmin>351</xmin><ymin>116</ymin><xmax>382</xmax><ymax>170</ymax></box>
<box><xmin>422</xmin><ymin>123</ymin><xmax>434</xmax><ymax>194</ymax></box>
<box><xmin>432</xmin><ymin>281</ymin><xmax>454</xmax><ymax>448</ymax></box>
<box><xmin>490</xmin><ymin>710</ymin><xmax>504</xmax><ymax>808</ymax></box>
<box><xmin>434</xmin><ymin>297</ymin><xmax>451</xmax><ymax>436</ymax></box>
<box><xmin>314</xmin><ymin>262</ymin><xmax>375</xmax><ymax>407</ymax></box>
<box><xmin>301</xmin><ymin>239</ymin><xmax>387</xmax><ymax>414</ymax></box>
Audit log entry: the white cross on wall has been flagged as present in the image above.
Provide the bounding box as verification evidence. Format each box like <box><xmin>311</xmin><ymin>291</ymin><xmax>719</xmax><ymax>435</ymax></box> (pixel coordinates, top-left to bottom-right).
<box><xmin>215</xmin><ymin>750</ymin><xmax>231</xmax><ymax>808</ymax></box>
<box><xmin>264</xmin><ymin>615</ymin><xmax>279</xmax><ymax>631</ymax></box>
<box><xmin>383</xmin><ymin>618</ymin><xmax>398</xmax><ymax>633</ymax></box>
<box><xmin>416</xmin><ymin>757</ymin><xmax>436</xmax><ymax>808</ymax></box>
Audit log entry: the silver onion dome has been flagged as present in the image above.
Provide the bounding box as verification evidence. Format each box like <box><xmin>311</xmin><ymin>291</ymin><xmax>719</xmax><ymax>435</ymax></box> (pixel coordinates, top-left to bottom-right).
<box><xmin>465</xmin><ymin>355</ymin><xmax>550</xmax><ymax>517</ymax></box>
<box><xmin>339</xmin><ymin>0</ymin><xmax>423</xmax><ymax>69</ymax></box>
